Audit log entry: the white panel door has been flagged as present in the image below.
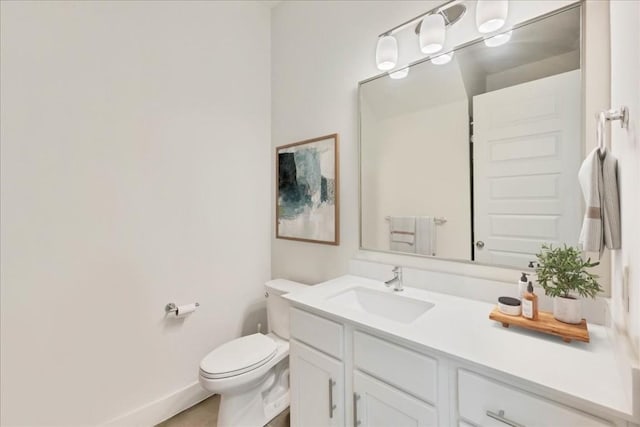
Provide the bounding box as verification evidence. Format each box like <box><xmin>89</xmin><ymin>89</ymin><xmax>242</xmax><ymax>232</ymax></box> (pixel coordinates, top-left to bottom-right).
<box><xmin>353</xmin><ymin>371</ymin><xmax>437</xmax><ymax>427</ymax></box>
<box><xmin>290</xmin><ymin>339</ymin><xmax>344</xmax><ymax>427</ymax></box>
<box><xmin>473</xmin><ymin>70</ymin><xmax>582</xmax><ymax>267</ymax></box>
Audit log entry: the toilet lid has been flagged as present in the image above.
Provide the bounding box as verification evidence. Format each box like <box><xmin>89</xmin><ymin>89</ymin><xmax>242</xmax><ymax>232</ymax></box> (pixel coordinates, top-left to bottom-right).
<box><xmin>200</xmin><ymin>333</ymin><xmax>277</xmax><ymax>379</ymax></box>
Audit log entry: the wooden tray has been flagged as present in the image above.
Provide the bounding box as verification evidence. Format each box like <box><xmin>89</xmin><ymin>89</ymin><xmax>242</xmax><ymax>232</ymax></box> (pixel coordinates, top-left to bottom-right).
<box><xmin>489</xmin><ymin>307</ymin><xmax>589</xmax><ymax>343</ymax></box>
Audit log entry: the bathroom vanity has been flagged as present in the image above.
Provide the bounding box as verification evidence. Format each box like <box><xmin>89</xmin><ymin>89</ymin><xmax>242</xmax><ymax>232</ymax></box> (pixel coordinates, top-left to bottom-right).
<box><xmin>285</xmin><ymin>276</ymin><xmax>638</xmax><ymax>427</ymax></box>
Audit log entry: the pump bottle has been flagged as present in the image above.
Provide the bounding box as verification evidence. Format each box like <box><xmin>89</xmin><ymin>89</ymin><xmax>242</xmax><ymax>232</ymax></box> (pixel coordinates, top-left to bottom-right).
<box><xmin>522</xmin><ymin>281</ymin><xmax>539</xmax><ymax>320</ymax></box>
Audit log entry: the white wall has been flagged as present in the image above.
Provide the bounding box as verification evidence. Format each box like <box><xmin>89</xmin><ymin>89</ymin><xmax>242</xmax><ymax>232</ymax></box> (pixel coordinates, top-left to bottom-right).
<box><xmin>609</xmin><ymin>1</ymin><xmax>640</xmax><ymax>357</ymax></box>
<box><xmin>0</xmin><ymin>1</ymin><xmax>271</xmax><ymax>425</ymax></box>
<box><xmin>271</xmin><ymin>0</ymin><xmax>577</xmax><ymax>285</ymax></box>
<box><xmin>272</xmin><ymin>1</ymin><xmax>436</xmax><ymax>284</ymax></box>
<box><xmin>361</xmin><ymin>100</ymin><xmax>471</xmax><ymax>259</ymax></box>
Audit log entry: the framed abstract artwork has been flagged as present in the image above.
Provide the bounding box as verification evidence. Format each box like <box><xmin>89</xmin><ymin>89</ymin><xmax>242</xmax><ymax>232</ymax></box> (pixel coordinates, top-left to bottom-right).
<box><xmin>276</xmin><ymin>134</ymin><xmax>339</xmax><ymax>245</ymax></box>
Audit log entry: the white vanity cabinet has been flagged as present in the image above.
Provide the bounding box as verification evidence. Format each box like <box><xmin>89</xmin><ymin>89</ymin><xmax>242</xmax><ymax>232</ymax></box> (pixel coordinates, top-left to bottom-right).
<box><xmin>457</xmin><ymin>369</ymin><xmax>613</xmax><ymax>427</ymax></box>
<box><xmin>289</xmin><ymin>340</ymin><xmax>344</xmax><ymax>427</ymax></box>
<box><xmin>289</xmin><ymin>307</ymin><xmax>442</xmax><ymax>427</ymax></box>
<box><xmin>288</xmin><ymin>306</ymin><xmax>632</xmax><ymax>427</ymax></box>
<box><xmin>353</xmin><ymin>331</ymin><xmax>440</xmax><ymax>426</ymax></box>
<box><xmin>353</xmin><ymin>371</ymin><xmax>437</xmax><ymax>427</ymax></box>
<box><xmin>289</xmin><ymin>308</ymin><xmax>346</xmax><ymax>427</ymax></box>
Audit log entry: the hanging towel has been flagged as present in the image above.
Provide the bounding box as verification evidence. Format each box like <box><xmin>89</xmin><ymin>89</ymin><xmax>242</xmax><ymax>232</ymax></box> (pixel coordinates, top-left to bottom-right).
<box><xmin>391</xmin><ymin>233</ymin><xmax>415</xmax><ymax>244</ymax></box>
<box><xmin>389</xmin><ymin>216</ymin><xmax>415</xmax><ymax>233</ymax></box>
<box><xmin>415</xmin><ymin>216</ymin><xmax>436</xmax><ymax>256</ymax></box>
<box><xmin>578</xmin><ymin>148</ymin><xmax>603</xmax><ymax>254</ymax></box>
<box><xmin>579</xmin><ymin>111</ymin><xmax>622</xmax><ymax>256</ymax></box>
<box><xmin>602</xmin><ymin>152</ymin><xmax>621</xmax><ymax>249</ymax></box>
<box><xmin>389</xmin><ymin>216</ymin><xmax>415</xmax><ymax>252</ymax></box>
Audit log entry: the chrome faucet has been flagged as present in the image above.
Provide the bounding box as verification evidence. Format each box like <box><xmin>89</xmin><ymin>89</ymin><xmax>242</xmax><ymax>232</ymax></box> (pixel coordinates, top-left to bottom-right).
<box><xmin>384</xmin><ymin>266</ymin><xmax>403</xmax><ymax>292</ymax></box>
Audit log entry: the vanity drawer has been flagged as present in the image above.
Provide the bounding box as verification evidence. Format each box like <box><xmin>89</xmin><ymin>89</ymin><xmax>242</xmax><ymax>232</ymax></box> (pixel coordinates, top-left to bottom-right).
<box><xmin>290</xmin><ymin>308</ymin><xmax>343</xmax><ymax>359</ymax></box>
<box><xmin>354</xmin><ymin>331</ymin><xmax>437</xmax><ymax>404</ymax></box>
<box><xmin>457</xmin><ymin>369</ymin><xmax>612</xmax><ymax>427</ymax></box>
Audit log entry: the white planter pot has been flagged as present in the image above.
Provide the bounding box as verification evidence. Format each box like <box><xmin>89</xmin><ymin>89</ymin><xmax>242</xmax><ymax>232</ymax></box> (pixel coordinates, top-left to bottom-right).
<box><xmin>553</xmin><ymin>296</ymin><xmax>582</xmax><ymax>324</ymax></box>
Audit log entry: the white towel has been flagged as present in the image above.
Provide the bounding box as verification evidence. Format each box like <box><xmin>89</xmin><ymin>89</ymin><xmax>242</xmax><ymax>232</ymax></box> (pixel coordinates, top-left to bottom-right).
<box><xmin>389</xmin><ymin>216</ymin><xmax>415</xmax><ymax>233</ymax></box>
<box><xmin>391</xmin><ymin>233</ymin><xmax>414</xmax><ymax>244</ymax></box>
<box><xmin>579</xmin><ymin>111</ymin><xmax>622</xmax><ymax>256</ymax></box>
<box><xmin>390</xmin><ymin>235</ymin><xmax>414</xmax><ymax>252</ymax></box>
<box><xmin>389</xmin><ymin>216</ymin><xmax>415</xmax><ymax>252</ymax></box>
<box><xmin>601</xmin><ymin>152</ymin><xmax>621</xmax><ymax>249</ymax></box>
<box><xmin>415</xmin><ymin>216</ymin><xmax>436</xmax><ymax>256</ymax></box>
<box><xmin>578</xmin><ymin>148</ymin><xmax>603</xmax><ymax>254</ymax></box>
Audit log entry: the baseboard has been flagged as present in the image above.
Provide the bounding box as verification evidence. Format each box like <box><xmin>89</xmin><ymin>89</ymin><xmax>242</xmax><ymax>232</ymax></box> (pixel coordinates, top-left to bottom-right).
<box><xmin>102</xmin><ymin>382</ymin><xmax>214</xmax><ymax>427</ymax></box>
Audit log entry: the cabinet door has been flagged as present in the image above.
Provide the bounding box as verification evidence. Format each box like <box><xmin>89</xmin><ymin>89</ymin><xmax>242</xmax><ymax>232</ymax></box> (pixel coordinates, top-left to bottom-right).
<box><xmin>290</xmin><ymin>339</ymin><xmax>344</xmax><ymax>427</ymax></box>
<box><xmin>353</xmin><ymin>371</ymin><xmax>437</xmax><ymax>427</ymax></box>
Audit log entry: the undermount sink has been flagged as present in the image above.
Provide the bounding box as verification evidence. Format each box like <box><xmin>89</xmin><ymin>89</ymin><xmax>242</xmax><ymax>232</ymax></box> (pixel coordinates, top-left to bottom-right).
<box><xmin>326</xmin><ymin>286</ymin><xmax>434</xmax><ymax>324</ymax></box>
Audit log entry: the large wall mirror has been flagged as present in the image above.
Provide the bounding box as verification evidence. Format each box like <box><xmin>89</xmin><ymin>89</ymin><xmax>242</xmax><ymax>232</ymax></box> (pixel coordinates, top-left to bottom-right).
<box><xmin>360</xmin><ymin>4</ymin><xmax>582</xmax><ymax>269</ymax></box>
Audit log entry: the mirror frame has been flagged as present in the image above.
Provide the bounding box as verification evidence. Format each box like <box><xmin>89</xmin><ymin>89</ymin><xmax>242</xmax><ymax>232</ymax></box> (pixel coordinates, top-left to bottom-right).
<box><xmin>358</xmin><ymin>1</ymin><xmax>584</xmax><ymax>270</ymax></box>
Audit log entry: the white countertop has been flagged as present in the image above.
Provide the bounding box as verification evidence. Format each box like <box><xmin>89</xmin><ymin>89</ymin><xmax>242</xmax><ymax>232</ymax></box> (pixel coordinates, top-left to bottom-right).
<box><xmin>284</xmin><ymin>275</ymin><xmax>635</xmax><ymax>421</ymax></box>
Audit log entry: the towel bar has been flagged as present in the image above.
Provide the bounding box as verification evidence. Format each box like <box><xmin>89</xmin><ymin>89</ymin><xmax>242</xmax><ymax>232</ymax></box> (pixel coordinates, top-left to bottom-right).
<box><xmin>385</xmin><ymin>216</ymin><xmax>447</xmax><ymax>225</ymax></box>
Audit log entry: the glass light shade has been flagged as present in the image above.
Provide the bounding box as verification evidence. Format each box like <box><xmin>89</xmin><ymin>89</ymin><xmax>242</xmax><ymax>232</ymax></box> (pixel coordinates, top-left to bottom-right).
<box><xmin>476</xmin><ymin>0</ymin><xmax>508</xmax><ymax>33</ymax></box>
<box><xmin>431</xmin><ymin>51</ymin><xmax>454</xmax><ymax>65</ymax></box>
<box><xmin>484</xmin><ymin>30</ymin><xmax>512</xmax><ymax>47</ymax></box>
<box><xmin>419</xmin><ymin>14</ymin><xmax>445</xmax><ymax>54</ymax></box>
<box><xmin>389</xmin><ymin>67</ymin><xmax>409</xmax><ymax>79</ymax></box>
<box><xmin>376</xmin><ymin>36</ymin><xmax>398</xmax><ymax>71</ymax></box>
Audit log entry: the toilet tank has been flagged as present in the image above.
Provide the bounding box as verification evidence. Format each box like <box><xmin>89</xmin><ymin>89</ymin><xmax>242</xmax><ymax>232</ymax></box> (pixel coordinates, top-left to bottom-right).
<box><xmin>265</xmin><ymin>279</ymin><xmax>307</xmax><ymax>340</ymax></box>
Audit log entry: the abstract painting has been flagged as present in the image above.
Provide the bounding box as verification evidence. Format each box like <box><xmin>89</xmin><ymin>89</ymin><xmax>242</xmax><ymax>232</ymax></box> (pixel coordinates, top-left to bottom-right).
<box><xmin>276</xmin><ymin>134</ymin><xmax>339</xmax><ymax>245</ymax></box>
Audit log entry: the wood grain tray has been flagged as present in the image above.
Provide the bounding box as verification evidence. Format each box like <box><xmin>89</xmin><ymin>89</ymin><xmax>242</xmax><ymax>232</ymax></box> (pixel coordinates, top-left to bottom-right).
<box><xmin>489</xmin><ymin>307</ymin><xmax>589</xmax><ymax>343</ymax></box>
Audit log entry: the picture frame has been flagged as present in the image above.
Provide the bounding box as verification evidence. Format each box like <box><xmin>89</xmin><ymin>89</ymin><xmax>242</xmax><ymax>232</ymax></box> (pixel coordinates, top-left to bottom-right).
<box><xmin>276</xmin><ymin>134</ymin><xmax>339</xmax><ymax>245</ymax></box>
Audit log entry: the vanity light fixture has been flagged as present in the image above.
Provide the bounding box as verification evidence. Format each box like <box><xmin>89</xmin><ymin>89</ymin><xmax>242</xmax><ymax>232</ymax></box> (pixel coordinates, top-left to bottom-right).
<box><xmin>389</xmin><ymin>67</ymin><xmax>410</xmax><ymax>79</ymax></box>
<box><xmin>484</xmin><ymin>30</ymin><xmax>512</xmax><ymax>47</ymax></box>
<box><xmin>419</xmin><ymin>13</ymin><xmax>446</xmax><ymax>54</ymax></box>
<box><xmin>376</xmin><ymin>35</ymin><xmax>398</xmax><ymax>71</ymax></box>
<box><xmin>476</xmin><ymin>0</ymin><xmax>509</xmax><ymax>33</ymax></box>
<box><xmin>431</xmin><ymin>51</ymin><xmax>454</xmax><ymax>65</ymax></box>
<box><xmin>375</xmin><ymin>2</ymin><xmax>466</xmax><ymax>72</ymax></box>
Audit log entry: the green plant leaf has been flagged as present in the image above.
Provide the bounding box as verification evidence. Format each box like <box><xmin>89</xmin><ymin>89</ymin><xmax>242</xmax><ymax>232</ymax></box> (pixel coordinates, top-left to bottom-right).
<box><xmin>534</xmin><ymin>244</ymin><xmax>603</xmax><ymax>299</ymax></box>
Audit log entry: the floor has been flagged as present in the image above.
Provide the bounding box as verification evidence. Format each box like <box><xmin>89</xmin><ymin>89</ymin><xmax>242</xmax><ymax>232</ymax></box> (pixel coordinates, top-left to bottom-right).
<box><xmin>156</xmin><ymin>395</ymin><xmax>290</xmax><ymax>427</ymax></box>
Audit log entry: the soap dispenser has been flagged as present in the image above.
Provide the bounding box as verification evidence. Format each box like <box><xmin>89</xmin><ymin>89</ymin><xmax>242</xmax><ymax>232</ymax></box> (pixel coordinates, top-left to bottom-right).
<box><xmin>522</xmin><ymin>281</ymin><xmax>539</xmax><ymax>320</ymax></box>
<box><xmin>518</xmin><ymin>272</ymin><xmax>529</xmax><ymax>300</ymax></box>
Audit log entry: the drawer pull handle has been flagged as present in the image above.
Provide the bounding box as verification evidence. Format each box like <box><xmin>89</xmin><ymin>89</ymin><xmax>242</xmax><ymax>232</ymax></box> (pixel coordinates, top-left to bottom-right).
<box><xmin>353</xmin><ymin>393</ymin><xmax>361</xmax><ymax>426</ymax></box>
<box><xmin>486</xmin><ymin>410</ymin><xmax>525</xmax><ymax>427</ymax></box>
<box><xmin>328</xmin><ymin>379</ymin><xmax>337</xmax><ymax>418</ymax></box>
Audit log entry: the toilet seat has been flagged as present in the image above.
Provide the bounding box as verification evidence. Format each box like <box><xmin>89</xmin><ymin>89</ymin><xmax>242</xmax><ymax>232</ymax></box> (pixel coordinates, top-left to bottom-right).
<box><xmin>200</xmin><ymin>333</ymin><xmax>277</xmax><ymax>379</ymax></box>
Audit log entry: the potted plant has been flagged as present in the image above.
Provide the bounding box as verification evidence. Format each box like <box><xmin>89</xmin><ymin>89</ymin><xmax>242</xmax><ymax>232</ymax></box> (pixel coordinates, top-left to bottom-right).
<box><xmin>535</xmin><ymin>244</ymin><xmax>602</xmax><ymax>324</ymax></box>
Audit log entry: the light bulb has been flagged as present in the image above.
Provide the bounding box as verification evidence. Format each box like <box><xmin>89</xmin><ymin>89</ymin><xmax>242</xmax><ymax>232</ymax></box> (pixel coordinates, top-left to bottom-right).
<box><xmin>376</xmin><ymin>35</ymin><xmax>398</xmax><ymax>71</ymax></box>
<box><xmin>389</xmin><ymin>67</ymin><xmax>409</xmax><ymax>79</ymax></box>
<box><xmin>484</xmin><ymin>30</ymin><xmax>512</xmax><ymax>47</ymax></box>
<box><xmin>419</xmin><ymin>13</ymin><xmax>445</xmax><ymax>54</ymax></box>
<box><xmin>431</xmin><ymin>51</ymin><xmax>454</xmax><ymax>65</ymax></box>
<box><xmin>476</xmin><ymin>0</ymin><xmax>508</xmax><ymax>33</ymax></box>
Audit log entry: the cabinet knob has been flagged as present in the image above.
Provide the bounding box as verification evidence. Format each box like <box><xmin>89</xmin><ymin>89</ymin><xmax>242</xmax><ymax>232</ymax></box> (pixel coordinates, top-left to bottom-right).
<box><xmin>476</xmin><ymin>240</ymin><xmax>485</xmax><ymax>249</ymax></box>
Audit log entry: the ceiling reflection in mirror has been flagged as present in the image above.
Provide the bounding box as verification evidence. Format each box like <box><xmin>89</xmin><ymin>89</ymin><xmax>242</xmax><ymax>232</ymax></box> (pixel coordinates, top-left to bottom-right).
<box><xmin>359</xmin><ymin>5</ymin><xmax>582</xmax><ymax>269</ymax></box>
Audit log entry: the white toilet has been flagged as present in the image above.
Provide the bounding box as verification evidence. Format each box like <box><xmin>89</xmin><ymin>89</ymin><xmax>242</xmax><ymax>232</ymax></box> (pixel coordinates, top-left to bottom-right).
<box><xmin>199</xmin><ymin>279</ymin><xmax>307</xmax><ymax>427</ymax></box>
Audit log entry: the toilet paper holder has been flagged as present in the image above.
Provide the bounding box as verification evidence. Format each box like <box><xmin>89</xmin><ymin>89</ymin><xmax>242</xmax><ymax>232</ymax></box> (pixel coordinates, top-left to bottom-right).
<box><xmin>165</xmin><ymin>302</ymin><xmax>200</xmax><ymax>314</ymax></box>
